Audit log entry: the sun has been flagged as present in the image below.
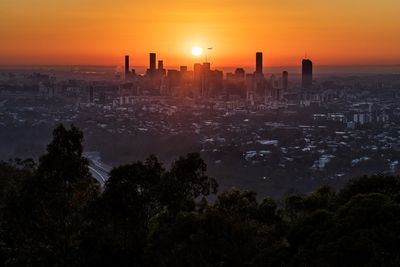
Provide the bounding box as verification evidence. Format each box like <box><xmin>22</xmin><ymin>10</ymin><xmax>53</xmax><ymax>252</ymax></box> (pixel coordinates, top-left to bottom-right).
<box><xmin>191</xmin><ymin>46</ymin><xmax>203</xmax><ymax>57</ymax></box>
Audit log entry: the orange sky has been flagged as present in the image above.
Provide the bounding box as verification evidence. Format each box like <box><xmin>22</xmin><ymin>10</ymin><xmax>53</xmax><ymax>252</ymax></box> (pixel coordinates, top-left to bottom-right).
<box><xmin>0</xmin><ymin>0</ymin><xmax>399</xmax><ymax>68</ymax></box>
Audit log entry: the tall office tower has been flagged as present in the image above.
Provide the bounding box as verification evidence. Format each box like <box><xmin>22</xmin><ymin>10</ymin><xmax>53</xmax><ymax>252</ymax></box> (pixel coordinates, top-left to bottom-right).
<box><xmin>158</xmin><ymin>60</ymin><xmax>165</xmax><ymax>76</ymax></box>
<box><xmin>302</xmin><ymin>59</ymin><xmax>313</xmax><ymax>89</ymax></box>
<box><xmin>255</xmin><ymin>52</ymin><xmax>263</xmax><ymax>75</ymax></box>
<box><xmin>194</xmin><ymin>63</ymin><xmax>203</xmax><ymax>82</ymax></box>
<box><xmin>282</xmin><ymin>71</ymin><xmax>288</xmax><ymax>90</ymax></box>
<box><xmin>202</xmin><ymin>62</ymin><xmax>211</xmax><ymax>72</ymax></box>
<box><xmin>149</xmin><ymin>53</ymin><xmax>156</xmax><ymax>73</ymax></box>
<box><xmin>194</xmin><ymin>63</ymin><xmax>203</xmax><ymax>96</ymax></box>
<box><xmin>201</xmin><ymin>63</ymin><xmax>211</xmax><ymax>97</ymax></box>
<box><xmin>158</xmin><ymin>60</ymin><xmax>164</xmax><ymax>70</ymax></box>
<box><xmin>166</xmin><ymin>69</ymin><xmax>180</xmax><ymax>94</ymax></box>
<box><xmin>125</xmin><ymin>55</ymin><xmax>130</xmax><ymax>78</ymax></box>
<box><xmin>180</xmin><ymin>66</ymin><xmax>188</xmax><ymax>84</ymax></box>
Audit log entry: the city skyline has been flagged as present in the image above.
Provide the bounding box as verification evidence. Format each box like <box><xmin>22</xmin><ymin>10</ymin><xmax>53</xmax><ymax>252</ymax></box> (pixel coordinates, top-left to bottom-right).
<box><xmin>1</xmin><ymin>0</ymin><xmax>400</xmax><ymax>66</ymax></box>
<box><xmin>1</xmin><ymin>1</ymin><xmax>400</xmax><ymax>265</ymax></box>
<box><xmin>123</xmin><ymin>52</ymin><xmax>313</xmax><ymax>82</ymax></box>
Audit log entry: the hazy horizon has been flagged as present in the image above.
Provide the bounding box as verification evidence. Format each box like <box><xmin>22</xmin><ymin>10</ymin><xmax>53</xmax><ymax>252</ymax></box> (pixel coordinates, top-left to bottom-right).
<box><xmin>1</xmin><ymin>0</ymin><xmax>400</xmax><ymax>66</ymax></box>
<box><xmin>1</xmin><ymin>64</ymin><xmax>400</xmax><ymax>75</ymax></box>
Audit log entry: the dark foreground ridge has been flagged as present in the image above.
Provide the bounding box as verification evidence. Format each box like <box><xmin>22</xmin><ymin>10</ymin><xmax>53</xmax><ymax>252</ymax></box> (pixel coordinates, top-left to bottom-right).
<box><xmin>1</xmin><ymin>124</ymin><xmax>400</xmax><ymax>266</ymax></box>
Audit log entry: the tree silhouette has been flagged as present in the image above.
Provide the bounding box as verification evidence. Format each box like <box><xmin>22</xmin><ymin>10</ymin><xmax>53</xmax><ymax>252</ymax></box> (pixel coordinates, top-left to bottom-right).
<box><xmin>4</xmin><ymin>124</ymin><xmax>99</xmax><ymax>267</ymax></box>
<box><xmin>80</xmin><ymin>153</ymin><xmax>218</xmax><ymax>267</ymax></box>
<box><xmin>0</xmin><ymin>125</ymin><xmax>399</xmax><ymax>266</ymax></box>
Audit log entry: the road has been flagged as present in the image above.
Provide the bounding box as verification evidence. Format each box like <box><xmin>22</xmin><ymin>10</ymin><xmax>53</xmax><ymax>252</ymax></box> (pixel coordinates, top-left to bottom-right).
<box><xmin>83</xmin><ymin>152</ymin><xmax>111</xmax><ymax>186</ymax></box>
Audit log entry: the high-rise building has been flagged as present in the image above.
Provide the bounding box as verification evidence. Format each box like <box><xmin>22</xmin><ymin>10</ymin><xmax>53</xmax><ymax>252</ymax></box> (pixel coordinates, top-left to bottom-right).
<box><xmin>282</xmin><ymin>71</ymin><xmax>288</xmax><ymax>90</ymax></box>
<box><xmin>209</xmin><ymin>69</ymin><xmax>223</xmax><ymax>96</ymax></box>
<box><xmin>158</xmin><ymin>60</ymin><xmax>165</xmax><ymax>76</ymax></box>
<box><xmin>180</xmin><ymin>66</ymin><xmax>189</xmax><ymax>84</ymax></box>
<box><xmin>167</xmin><ymin>69</ymin><xmax>180</xmax><ymax>94</ymax></box>
<box><xmin>125</xmin><ymin>55</ymin><xmax>130</xmax><ymax>78</ymax></box>
<box><xmin>302</xmin><ymin>59</ymin><xmax>313</xmax><ymax>89</ymax></box>
<box><xmin>202</xmin><ymin>62</ymin><xmax>211</xmax><ymax>73</ymax></box>
<box><xmin>149</xmin><ymin>53</ymin><xmax>156</xmax><ymax>72</ymax></box>
<box><xmin>193</xmin><ymin>63</ymin><xmax>211</xmax><ymax>97</ymax></box>
<box><xmin>158</xmin><ymin>60</ymin><xmax>164</xmax><ymax>70</ymax></box>
<box><xmin>193</xmin><ymin>63</ymin><xmax>203</xmax><ymax>97</ymax></box>
<box><xmin>255</xmin><ymin>52</ymin><xmax>263</xmax><ymax>75</ymax></box>
<box><xmin>202</xmin><ymin>63</ymin><xmax>211</xmax><ymax>97</ymax></box>
<box><xmin>194</xmin><ymin>63</ymin><xmax>203</xmax><ymax>82</ymax></box>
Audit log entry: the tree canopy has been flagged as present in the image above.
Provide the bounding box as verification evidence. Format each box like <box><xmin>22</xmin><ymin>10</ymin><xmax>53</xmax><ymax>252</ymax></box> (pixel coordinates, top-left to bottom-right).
<box><xmin>0</xmin><ymin>124</ymin><xmax>399</xmax><ymax>266</ymax></box>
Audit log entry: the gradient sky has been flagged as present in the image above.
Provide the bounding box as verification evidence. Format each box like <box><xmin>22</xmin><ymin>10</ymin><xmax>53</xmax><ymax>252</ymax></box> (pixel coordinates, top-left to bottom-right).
<box><xmin>1</xmin><ymin>0</ymin><xmax>399</xmax><ymax>68</ymax></box>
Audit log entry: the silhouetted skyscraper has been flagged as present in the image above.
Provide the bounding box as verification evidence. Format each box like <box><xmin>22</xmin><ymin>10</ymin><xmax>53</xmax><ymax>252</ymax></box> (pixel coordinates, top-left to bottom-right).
<box><xmin>158</xmin><ymin>60</ymin><xmax>164</xmax><ymax>71</ymax></box>
<box><xmin>158</xmin><ymin>60</ymin><xmax>166</xmax><ymax>76</ymax></box>
<box><xmin>150</xmin><ymin>53</ymin><xmax>156</xmax><ymax>73</ymax></box>
<box><xmin>302</xmin><ymin>59</ymin><xmax>313</xmax><ymax>89</ymax></box>
<box><xmin>125</xmin><ymin>55</ymin><xmax>130</xmax><ymax>78</ymax></box>
<box><xmin>193</xmin><ymin>63</ymin><xmax>203</xmax><ymax>96</ymax></box>
<box><xmin>202</xmin><ymin>62</ymin><xmax>211</xmax><ymax>72</ymax></box>
<box><xmin>202</xmin><ymin>62</ymin><xmax>211</xmax><ymax>97</ymax></box>
<box><xmin>282</xmin><ymin>71</ymin><xmax>288</xmax><ymax>90</ymax></box>
<box><xmin>194</xmin><ymin>63</ymin><xmax>202</xmax><ymax>82</ymax></box>
<box><xmin>255</xmin><ymin>52</ymin><xmax>263</xmax><ymax>75</ymax></box>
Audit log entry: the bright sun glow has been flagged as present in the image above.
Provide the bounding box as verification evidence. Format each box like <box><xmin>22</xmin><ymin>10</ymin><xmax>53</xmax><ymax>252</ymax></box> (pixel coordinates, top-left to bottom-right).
<box><xmin>191</xmin><ymin>46</ymin><xmax>203</xmax><ymax>57</ymax></box>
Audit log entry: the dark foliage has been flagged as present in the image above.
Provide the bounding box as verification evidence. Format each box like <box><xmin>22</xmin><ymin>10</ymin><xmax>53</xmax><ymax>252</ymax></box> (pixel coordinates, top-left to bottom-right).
<box><xmin>0</xmin><ymin>125</ymin><xmax>399</xmax><ymax>266</ymax></box>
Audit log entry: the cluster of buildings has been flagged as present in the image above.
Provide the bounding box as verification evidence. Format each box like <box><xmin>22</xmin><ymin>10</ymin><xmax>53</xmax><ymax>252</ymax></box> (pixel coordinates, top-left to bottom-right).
<box><xmin>122</xmin><ymin>52</ymin><xmax>314</xmax><ymax>104</ymax></box>
<box><xmin>1</xmin><ymin>89</ymin><xmax>400</xmax><ymax>195</ymax></box>
<box><xmin>1</xmin><ymin>54</ymin><xmax>400</xmax><ymax>195</ymax></box>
